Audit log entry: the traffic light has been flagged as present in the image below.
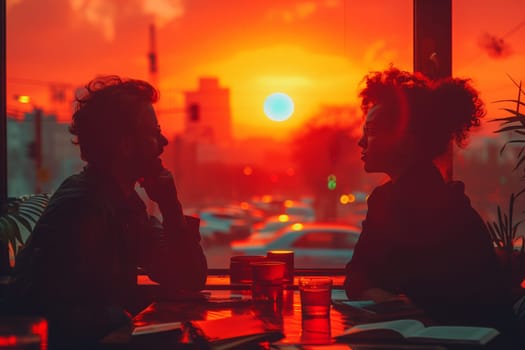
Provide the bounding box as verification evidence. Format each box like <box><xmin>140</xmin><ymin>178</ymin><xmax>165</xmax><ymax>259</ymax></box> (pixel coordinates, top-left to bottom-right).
<box><xmin>327</xmin><ymin>174</ymin><xmax>336</xmax><ymax>190</ymax></box>
<box><xmin>188</xmin><ymin>103</ymin><xmax>200</xmax><ymax>122</ymax></box>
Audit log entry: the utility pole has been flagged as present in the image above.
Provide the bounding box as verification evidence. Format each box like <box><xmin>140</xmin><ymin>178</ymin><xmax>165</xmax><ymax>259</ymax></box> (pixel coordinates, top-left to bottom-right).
<box><xmin>414</xmin><ymin>0</ymin><xmax>452</xmax><ymax>181</ymax></box>
<box><xmin>148</xmin><ymin>23</ymin><xmax>159</xmax><ymax>88</ymax></box>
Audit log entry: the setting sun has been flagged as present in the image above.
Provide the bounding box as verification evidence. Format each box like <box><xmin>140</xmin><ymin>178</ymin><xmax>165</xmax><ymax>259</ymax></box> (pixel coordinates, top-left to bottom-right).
<box><xmin>263</xmin><ymin>92</ymin><xmax>294</xmax><ymax>122</ymax></box>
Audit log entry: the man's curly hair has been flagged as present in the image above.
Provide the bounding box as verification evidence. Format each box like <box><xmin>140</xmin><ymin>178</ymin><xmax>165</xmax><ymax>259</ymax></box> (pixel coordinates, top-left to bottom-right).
<box><xmin>69</xmin><ymin>76</ymin><xmax>159</xmax><ymax>166</ymax></box>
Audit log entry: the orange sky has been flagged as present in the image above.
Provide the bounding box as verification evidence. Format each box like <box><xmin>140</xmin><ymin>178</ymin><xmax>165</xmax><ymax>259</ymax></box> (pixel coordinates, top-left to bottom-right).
<box><xmin>6</xmin><ymin>0</ymin><xmax>525</xmax><ymax>143</ymax></box>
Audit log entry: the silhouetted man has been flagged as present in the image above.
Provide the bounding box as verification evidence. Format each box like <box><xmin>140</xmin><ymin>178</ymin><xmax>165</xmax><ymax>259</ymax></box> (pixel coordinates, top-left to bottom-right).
<box><xmin>10</xmin><ymin>76</ymin><xmax>208</xmax><ymax>346</ymax></box>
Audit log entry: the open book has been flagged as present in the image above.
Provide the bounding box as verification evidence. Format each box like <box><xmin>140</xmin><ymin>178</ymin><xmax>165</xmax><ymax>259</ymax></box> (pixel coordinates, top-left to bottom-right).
<box><xmin>334</xmin><ymin>319</ymin><xmax>500</xmax><ymax>345</ymax></box>
<box><xmin>132</xmin><ymin>314</ymin><xmax>284</xmax><ymax>349</ymax></box>
<box><xmin>332</xmin><ymin>298</ymin><xmax>425</xmax><ymax>322</ymax></box>
<box><xmin>132</xmin><ymin>321</ymin><xmax>182</xmax><ymax>336</ymax></box>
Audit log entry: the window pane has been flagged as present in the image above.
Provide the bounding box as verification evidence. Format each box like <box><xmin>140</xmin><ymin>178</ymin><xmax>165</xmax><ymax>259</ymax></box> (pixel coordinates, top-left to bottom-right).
<box><xmin>6</xmin><ymin>0</ymin><xmax>412</xmax><ymax>269</ymax></box>
<box><xmin>452</xmin><ymin>0</ymin><xmax>525</xmax><ymax>233</ymax></box>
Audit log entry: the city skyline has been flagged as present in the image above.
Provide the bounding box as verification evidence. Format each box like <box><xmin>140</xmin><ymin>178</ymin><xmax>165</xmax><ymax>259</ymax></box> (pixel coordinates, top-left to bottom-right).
<box><xmin>6</xmin><ymin>0</ymin><xmax>525</xmax><ymax>142</ymax></box>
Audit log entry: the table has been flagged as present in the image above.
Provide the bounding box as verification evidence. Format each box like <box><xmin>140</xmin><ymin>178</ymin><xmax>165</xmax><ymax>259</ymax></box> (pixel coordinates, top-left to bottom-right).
<box><xmin>101</xmin><ymin>274</ymin><xmax>525</xmax><ymax>349</ymax></box>
<box><xmin>106</xmin><ymin>285</ymin><xmax>507</xmax><ymax>349</ymax></box>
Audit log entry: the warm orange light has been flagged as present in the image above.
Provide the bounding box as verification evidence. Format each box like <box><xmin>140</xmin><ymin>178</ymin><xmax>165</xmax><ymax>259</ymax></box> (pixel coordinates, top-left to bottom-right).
<box><xmin>284</xmin><ymin>200</ymin><xmax>293</xmax><ymax>207</ymax></box>
<box><xmin>291</xmin><ymin>223</ymin><xmax>304</xmax><ymax>231</ymax></box>
<box><xmin>348</xmin><ymin>194</ymin><xmax>356</xmax><ymax>203</ymax></box>
<box><xmin>17</xmin><ymin>95</ymin><xmax>31</xmax><ymax>104</ymax></box>
<box><xmin>262</xmin><ymin>195</ymin><xmax>272</xmax><ymax>203</ymax></box>
<box><xmin>240</xmin><ymin>201</ymin><xmax>249</xmax><ymax>209</ymax></box>
<box><xmin>340</xmin><ymin>194</ymin><xmax>349</xmax><ymax>204</ymax></box>
<box><xmin>242</xmin><ymin>166</ymin><xmax>253</xmax><ymax>176</ymax></box>
<box><xmin>278</xmin><ymin>214</ymin><xmax>289</xmax><ymax>222</ymax></box>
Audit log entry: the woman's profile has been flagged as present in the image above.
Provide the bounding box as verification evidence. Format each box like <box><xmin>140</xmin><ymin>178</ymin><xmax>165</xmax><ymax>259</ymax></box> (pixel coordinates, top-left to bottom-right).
<box><xmin>344</xmin><ymin>67</ymin><xmax>516</xmax><ymax>332</ymax></box>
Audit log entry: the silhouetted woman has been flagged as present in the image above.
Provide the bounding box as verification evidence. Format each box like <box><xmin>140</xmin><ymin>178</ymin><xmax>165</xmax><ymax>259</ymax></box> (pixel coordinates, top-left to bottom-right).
<box><xmin>344</xmin><ymin>67</ymin><xmax>516</xmax><ymax>332</ymax></box>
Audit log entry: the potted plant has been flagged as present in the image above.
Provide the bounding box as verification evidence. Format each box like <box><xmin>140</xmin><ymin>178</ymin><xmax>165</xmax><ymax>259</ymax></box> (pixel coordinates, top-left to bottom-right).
<box><xmin>0</xmin><ymin>193</ymin><xmax>51</xmax><ymax>275</ymax></box>
<box><xmin>487</xmin><ymin>76</ymin><xmax>525</xmax><ymax>292</ymax></box>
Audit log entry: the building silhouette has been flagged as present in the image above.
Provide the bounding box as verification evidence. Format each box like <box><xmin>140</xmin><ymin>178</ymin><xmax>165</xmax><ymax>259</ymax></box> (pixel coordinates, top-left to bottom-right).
<box><xmin>7</xmin><ymin>111</ymin><xmax>82</xmax><ymax>197</ymax></box>
<box><xmin>184</xmin><ymin>77</ymin><xmax>232</xmax><ymax>145</ymax></box>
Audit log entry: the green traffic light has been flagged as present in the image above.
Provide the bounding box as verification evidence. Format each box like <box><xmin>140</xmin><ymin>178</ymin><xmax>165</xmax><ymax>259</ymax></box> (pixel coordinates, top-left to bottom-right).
<box><xmin>327</xmin><ymin>174</ymin><xmax>336</xmax><ymax>190</ymax></box>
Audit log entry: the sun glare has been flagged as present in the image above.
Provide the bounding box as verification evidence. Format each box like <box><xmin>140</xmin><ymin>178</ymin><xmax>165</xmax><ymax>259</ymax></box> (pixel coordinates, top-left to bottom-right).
<box><xmin>263</xmin><ymin>93</ymin><xmax>294</xmax><ymax>122</ymax></box>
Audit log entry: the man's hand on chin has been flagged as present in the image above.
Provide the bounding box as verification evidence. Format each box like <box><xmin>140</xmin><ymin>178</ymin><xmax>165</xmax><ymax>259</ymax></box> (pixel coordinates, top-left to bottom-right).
<box><xmin>139</xmin><ymin>160</ymin><xmax>178</xmax><ymax>207</ymax></box>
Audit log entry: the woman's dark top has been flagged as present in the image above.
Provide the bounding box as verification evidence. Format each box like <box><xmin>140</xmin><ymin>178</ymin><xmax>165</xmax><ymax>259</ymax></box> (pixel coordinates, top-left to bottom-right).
<box><xmin>344</xmin><ymin>162</ymin><xmax>515</xmax><ymax>331</ymax></box>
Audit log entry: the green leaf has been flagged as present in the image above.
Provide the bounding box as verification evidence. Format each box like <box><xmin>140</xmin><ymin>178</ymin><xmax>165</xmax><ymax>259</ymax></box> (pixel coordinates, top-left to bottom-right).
<box><xmin>486</xmin><ymin>221</ymin><xmax>502</xmax><ymax>246</ymax></box>
<box><xmin>513</xmin><ymin>155</ymin><xmax>525</xmax><ymax>172</ymax></box>
<box><xmin>504</xmin><ymin>73</ymin><xmax>523</xmax><ymax>91</ymax></box>
<box><xmin>2</xmin><ymin>216</ymin><xmax>23</xmax><ymax>255</ymax></box>
<box><xmin>514</xmin><ymin>219</ymin><xmax>525</xmax><ymax>232</ymax></box>
<box><xmin>7</xmin><ymin>214</ymin><xmax>34</xmax><ymax>249</ymax></box>
<box><xmin>493</xmin><ymin>99</ymin><xmax>525</xmax><ymax>106</ymax></box>
<box><xmin>517</xmin><ymin>146</ymin><xmax>525</xmax><ymax>159</ymax></box>
<box><xmin>498</xmin><ymin>108</ymin><xmax>525</xmax><ymax>119</ymax></box>
<box><xmin>10</xmin><ymin>213</ymin><xmax>32</xmax><ymax>233</ymax></box>
<box><xmin>495</xmin><ymin>125</ymin><xmax>525</xmax><ymax>133</ymax></box>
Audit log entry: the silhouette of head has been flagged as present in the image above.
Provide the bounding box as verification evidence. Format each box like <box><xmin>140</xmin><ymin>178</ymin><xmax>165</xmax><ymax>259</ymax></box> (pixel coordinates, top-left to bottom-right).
<box><xmin>357</xmin><ymin>67</ymin><xmax>485</xmax><ymax>177</ymax></box>
<box><xmin>70</xmin><ymin>76</ymin><xmax>168</xmax><ymax>179</ymax></box>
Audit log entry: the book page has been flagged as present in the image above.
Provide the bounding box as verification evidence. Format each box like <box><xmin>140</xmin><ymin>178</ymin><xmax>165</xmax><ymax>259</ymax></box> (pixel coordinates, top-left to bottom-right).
<box><xmin>334</xmin><ymin>299</ymin><xmax>425</xmax><ymax>323</ymax></box>
<box><xmin>132</xmin><ymin>321</ymin><xmax>182</xmax><ymax>336</ymax></box>
<box><xmin>339</xmin><ymin>319</ymin><xmax>425</xmax><ymax>339</ymax></box>
<box><xmin>341</xmin><ymin>300</ymin><xmax>376</xmax><ymax>309</ymax></box>
<box><xmin>409</xmin><ymin>326</ymin><xmax>500</xmax><ymax>345</ymax></box>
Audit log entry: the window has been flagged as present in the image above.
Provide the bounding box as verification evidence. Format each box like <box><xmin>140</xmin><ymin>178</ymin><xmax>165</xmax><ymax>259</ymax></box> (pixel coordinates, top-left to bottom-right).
<box><xmin>7</xmin><ymin>1</ymin><xmax>522</xmax><ymax>271</ymax></box>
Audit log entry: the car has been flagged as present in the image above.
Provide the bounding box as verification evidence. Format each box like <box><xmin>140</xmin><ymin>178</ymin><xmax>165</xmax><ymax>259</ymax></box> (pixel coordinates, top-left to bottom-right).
<box><xmin>250</xmin><ymin>214</ymin><xmax>304</xmax><ymax>240</ymax></box>
<box><xmin>282</xmin><ymin>200</ymin><xmax>316</xmax><ymax>222</ymax></box>
<box><xmin>225</xmin><ymin>202</ymin><xmax>266</xmax><ymax>225</ymax></box>
<box><xmin>230</xmin><ymin>222</ymin><xmax>360</xmax><ymax>269</ymax></box>
<box><xmin>198</xmin><ymin>206</ymin><xmax>252</xmax><ymax>244</ymax></box>
<box><xmin>249</xmin><ymin>197</ymin><xmax>316</xmax><ymax>221</ymax></box>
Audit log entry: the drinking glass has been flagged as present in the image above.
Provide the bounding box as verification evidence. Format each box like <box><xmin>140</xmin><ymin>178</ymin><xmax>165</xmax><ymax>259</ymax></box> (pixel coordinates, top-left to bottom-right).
<box><xmin>250</xmin><ymin>260</ymin><xmax>286</xmax><ymax>302</ymax></box>
<box><xmin>298</xmin><ymin>277</ymin><xmax>333</xmax><ymax>318</ymax></box>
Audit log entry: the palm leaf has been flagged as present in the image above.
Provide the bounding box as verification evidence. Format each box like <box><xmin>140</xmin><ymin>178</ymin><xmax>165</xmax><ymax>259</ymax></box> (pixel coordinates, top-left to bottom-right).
<box><xmin>498</xmin><ymin>108</ymin><xmax>525</xmax><ymax>118</ymax></box>
<box><xmin>499</xmin><ymin>141</ymin><xmax>525</xmax><ymax>156</ymax></box>
<box><xmin>492</xmin><ymin>100</ymin><xmax>525</xmax><ymax>110</ymax></box>
<box><xmin>486</xmin><ymin>221</ymin><xmax>502</xmax><ymax>247</ymax></box>
<box><xmin>494</xmin><ymin>125</ymin><xmax>525</xmax><ymax>133</ymax></box>
<box><xmin>518</xmin><ymin>146</ymin><xmax>525</xmax><ymax>159</ymax></box>
<box><xmin>513</xmin><ymin>154</ymin><xmax>525</xmax><ymax>172</ymax></box>
<box><xmin>8</xmin><ymin>214</ymin><xmax>32</xmax><ymax>248</ymax></box>
<box><xmin>505</xmin><ymin>73</ymin><xmax>525</xmax><ymax>92</ymax></box>
<box><xmin>0</xmin><ymin>193</ymin><xmax>51</xmax><ymax>257</ymax></box>
<box><xmin>1</xmin><ymin>216</ymin><xmax>23</xmax><ymax>255</ymax></box>
<box><xmin>490</xmin><ymin>113</ymin><xmax>525</xmax><ymax>122</ymax></box>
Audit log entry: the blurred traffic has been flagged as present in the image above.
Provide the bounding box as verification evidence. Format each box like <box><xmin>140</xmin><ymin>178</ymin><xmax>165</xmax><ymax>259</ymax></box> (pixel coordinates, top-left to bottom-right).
<box><xmin>187</xmin><ymin>194</ymin><xmax>367</xmax><ymax>268</ymax></box>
